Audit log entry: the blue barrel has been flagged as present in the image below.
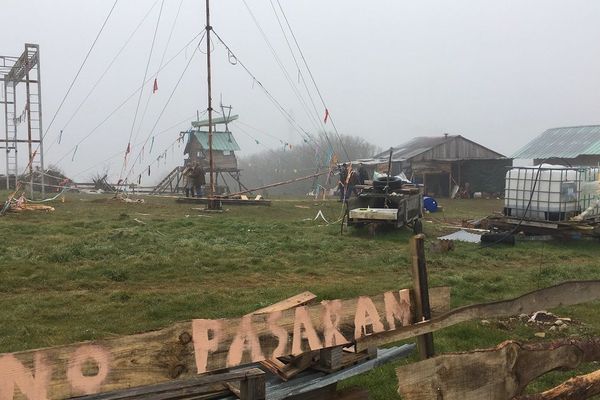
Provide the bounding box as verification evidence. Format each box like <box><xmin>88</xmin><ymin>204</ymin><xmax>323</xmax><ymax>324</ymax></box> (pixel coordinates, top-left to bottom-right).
<box><xmin>423</xmin><ymin>196</ymin><xmax>438</xmax><ymax>212</ymax></box>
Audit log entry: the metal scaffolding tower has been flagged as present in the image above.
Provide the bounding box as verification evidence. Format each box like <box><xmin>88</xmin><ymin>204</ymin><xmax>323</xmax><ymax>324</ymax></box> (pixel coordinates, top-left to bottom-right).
<box><xmin>0</xmin><ymin>43</ymin><xmax>45</xmax><ymax>196</ymax></box>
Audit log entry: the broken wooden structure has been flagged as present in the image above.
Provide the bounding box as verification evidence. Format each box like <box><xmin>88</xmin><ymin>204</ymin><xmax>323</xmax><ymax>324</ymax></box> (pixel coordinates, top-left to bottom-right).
<box><xmin>0</xmin><ymin>284</ymin><xmax>452</xmax><ymax>400</ymax></box>
<box><xmin>488</xmin><ymin>214</ymin><xmax>600</xmax><ymax>239</ymax></box>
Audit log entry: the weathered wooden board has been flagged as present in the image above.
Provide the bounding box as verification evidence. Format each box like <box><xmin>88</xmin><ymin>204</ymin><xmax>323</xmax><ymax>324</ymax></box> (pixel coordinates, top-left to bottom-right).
<box><xmin>396</xmin><ymin>338</ymin><xmax>600</xmax><ymax>400</ymax></box>
<box><xmin>73</xmin><ymin>367</ymin><xmax>264</xmax><ymax>400</ymax></box>
<box><xmin>514</xmin><ymin>368</ymin><xmax>600</xmax><ymax>400</ymax></box>
<box><xmin>357</xmin><ymin>280</ymin><xmax>600</xmax><ymax>351</ymax></box>
<box><xmin>0</xmin><ymin>287</ymin><xmax>452</xmax><ymax>400</ymax></box>
<box><xmin>252</xmin><ymin>292</ymin><xmax>317</xmax><ymax>315</ymax></box>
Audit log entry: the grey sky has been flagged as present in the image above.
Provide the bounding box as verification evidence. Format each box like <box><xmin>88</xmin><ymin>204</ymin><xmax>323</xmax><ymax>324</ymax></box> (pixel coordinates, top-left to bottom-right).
<box><xmin>2</xmin><ymin>0</ymin><xmax>600</xmax><ymax>182</ymax></box>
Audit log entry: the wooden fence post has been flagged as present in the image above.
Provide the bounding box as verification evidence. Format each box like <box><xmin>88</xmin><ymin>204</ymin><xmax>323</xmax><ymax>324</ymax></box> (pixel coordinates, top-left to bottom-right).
<box><xmin>410</xmin><ymin>234</ymin><xmax>435</xmax><ymax>359</ymax></box>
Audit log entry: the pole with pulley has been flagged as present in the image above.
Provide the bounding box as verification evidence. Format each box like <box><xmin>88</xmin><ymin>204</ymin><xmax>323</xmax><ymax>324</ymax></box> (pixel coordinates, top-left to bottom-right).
<box><xmin>205</xmin><ymin>0</ymin><xmax>220</xmax><ymax>209</ymax></box>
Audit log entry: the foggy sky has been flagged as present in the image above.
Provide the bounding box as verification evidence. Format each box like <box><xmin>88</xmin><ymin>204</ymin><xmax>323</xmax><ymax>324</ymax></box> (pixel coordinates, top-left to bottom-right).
<box><xmin>2</xmin><ymin>0</ymin><xmax>600</xmax><ymax>183</ymax></box>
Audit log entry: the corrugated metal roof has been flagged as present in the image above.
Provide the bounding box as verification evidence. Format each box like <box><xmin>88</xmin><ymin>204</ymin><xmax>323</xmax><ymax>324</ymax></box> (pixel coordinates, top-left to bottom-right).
<box><xmin>187</xmin><ymin>130</ymin><xmax>241</xmax><ymax>152</ymax></box>
<box><xmin>512</xmin><ymin>125</ymin><xmax>600</xmax><ymax>159</ymax></box>
<box><xmin>373</xmin><ymin>136</ymin><xmax>457</xmax><ymax>161</ymax></box>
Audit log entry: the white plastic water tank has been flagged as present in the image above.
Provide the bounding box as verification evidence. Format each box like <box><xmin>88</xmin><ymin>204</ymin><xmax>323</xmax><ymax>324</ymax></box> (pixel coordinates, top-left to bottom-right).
<box><xmin>504</xmin><ymin>164</ymin><xmax>599</xmax><ymax>221</ymax></box>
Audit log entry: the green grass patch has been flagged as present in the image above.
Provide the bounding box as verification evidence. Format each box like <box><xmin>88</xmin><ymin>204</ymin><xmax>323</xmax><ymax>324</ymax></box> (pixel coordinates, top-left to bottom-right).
<box><xmin>0</xmin><ymin>194</ymin><xmax>599</xmax><ymax>399</ymax></box>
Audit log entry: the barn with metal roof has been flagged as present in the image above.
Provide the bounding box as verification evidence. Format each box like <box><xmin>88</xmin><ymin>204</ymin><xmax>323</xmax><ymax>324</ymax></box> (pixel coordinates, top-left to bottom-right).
<box><xmin>367</xmin><ymin>134</ymin><xmax>511</xmax><ymax>197</ymax></box>
<box><xmin>512</xmin><ymin>125</ymin><xmax>600</xmax><ymax>166</ymax></box>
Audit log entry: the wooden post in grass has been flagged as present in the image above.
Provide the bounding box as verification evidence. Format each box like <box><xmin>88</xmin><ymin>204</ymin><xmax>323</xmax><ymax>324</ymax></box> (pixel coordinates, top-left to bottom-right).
<box><xmin>410</xmin><ymin>234</ymin><xmax>435</xmax><ymax>359</ymax></box>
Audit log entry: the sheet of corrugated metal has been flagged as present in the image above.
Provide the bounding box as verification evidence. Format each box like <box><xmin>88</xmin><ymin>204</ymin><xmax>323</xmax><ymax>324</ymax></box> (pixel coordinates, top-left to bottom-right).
<box><xmin>512</xmin><ymin>125</ymin><xmax>600</xmax><ymax>159</ymax></box>
<box><xmin>190</xmin><ymin>130</ymin><xmax>241</xmax><ymax>152</ymax></box>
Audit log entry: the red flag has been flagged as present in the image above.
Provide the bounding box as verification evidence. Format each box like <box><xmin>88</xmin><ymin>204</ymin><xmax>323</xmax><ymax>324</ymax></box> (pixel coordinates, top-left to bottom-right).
<box><xmin>153</xmin><ymin>78</ymin><xmax>158</xmax><ymax>93</ymax></box>
<box><xmin>323</xmin><ymin>108</ymin><xmax>329</xmax><ymax>124</ymax></box>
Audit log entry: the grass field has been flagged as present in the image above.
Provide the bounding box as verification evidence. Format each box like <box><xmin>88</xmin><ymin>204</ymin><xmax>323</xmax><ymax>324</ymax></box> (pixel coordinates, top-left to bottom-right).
<box><xmin>1</xmin><ymin>192</ymin><xmax>599</xmax><ymax>399</ymax></box>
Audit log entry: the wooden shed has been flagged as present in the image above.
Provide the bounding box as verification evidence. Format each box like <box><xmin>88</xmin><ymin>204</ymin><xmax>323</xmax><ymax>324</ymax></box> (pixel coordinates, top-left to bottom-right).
<box><xmin>181</xmin><ymin>114</ymin><xmax>247</xmax><ymax>192</ymax></box>
<box><xmin>371</xmin><ymin>134</ymin><xmax>511</xmax><ymax>197</ymax></box>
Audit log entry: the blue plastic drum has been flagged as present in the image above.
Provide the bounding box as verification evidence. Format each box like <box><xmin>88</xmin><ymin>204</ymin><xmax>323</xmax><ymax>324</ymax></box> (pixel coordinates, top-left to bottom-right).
<box><xmin>423</xmin><ymin>196</ymin><xmax>438</xmax><ymax>212</ymax></box>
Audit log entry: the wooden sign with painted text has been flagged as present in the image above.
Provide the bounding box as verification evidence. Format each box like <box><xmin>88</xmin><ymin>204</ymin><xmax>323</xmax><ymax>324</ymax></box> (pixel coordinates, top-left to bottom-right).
<box><xmin>0</xmin><ymin>287</ymin><xmax>450</xmax><ymax>400</ymax></box>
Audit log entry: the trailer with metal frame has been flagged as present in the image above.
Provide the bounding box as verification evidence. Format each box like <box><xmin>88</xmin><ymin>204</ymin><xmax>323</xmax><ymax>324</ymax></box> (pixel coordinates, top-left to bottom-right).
<box><xmin>345</xmin><ymin>181</ymin><xmax>424</xmax><ymax>233</ymax></box>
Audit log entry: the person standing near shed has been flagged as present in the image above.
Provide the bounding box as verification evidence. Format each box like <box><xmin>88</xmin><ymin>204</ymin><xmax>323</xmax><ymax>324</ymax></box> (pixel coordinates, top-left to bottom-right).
<box><xmin>358</xmin><ymin>163</ymin><xmax>369</xmax><ymax>185</ymax></box>
<box><xmin>338</xmin><ymin>163</ymin><xmax>348</xmax><ymax>202</ymax></box>
<box><xmin>192</xmin><ymin>163</ymin><xmax>206</xmax><ymax>197</ymax></box>
<box><xmin>183</xmin><ymin>164</ymin><xmax>195</xmax><ymax>197</ymax></box>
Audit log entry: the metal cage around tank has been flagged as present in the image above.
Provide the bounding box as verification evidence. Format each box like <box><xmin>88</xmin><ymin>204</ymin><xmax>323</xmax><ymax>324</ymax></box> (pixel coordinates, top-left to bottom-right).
<box><xmin>503</xmin><ymin>166</ymin><xmax>600</xmax><ymax>222</ymax></box>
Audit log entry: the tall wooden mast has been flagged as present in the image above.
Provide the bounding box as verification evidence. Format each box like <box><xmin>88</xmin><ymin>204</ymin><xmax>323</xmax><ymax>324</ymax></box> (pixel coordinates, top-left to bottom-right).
<box><xmin>205</xmin><ymin>0</ymin><xmax>219</xmax><ymax>208</ymax></box>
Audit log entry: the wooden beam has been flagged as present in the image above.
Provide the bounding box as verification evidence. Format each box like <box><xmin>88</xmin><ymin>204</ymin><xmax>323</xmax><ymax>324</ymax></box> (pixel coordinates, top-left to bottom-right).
<box><xmin>514</xmin><ymin>368</ymin><xmax>600</xmax><ymax>400</ymax></box>
<box><xmin>0</xmin><ymin>287</ymin><xmax>451</xmax><ymax>399</ymax></box>
<box><xmin>357</xmin><ymin>280</ymin><xmax>600</xmax><ymax>352</ymax></box>
<box><xmin>410</xmin><ymin>235</ymin><xmax>434</xmax><ymax>359</ymax></box>
<box><xmin>253</xmin><ymin>292</ymin><xmax>317</xmax><ymax>315</ymax></box>
<box><xmin>73</xmin><ymin>367</ymin><xmax>264</xmax><ymax>400</ymax></box>
<box><xmin>396</xmin><ymin>338</ymin><xmax>600</xmax><ymax>400</ymax></box>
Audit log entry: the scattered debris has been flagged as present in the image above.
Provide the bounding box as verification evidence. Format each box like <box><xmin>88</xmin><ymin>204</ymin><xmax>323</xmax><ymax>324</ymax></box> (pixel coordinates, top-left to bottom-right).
<box><xmin>462</xmin><ymin>217</ymin><xmax>488</xmax><ymax>229</ymax></box>
<box><xmin>114</xmin><ymin>193</ymin><xmax>145</xmax><ymax>203</ymax></box>
<box><xmin>430</xmin><ymin>239</ymin><xmax>455</xmax><ymax>253</ymax></box>
<box><xmin>133</xmin><ymin>218</ymin><xmax>146</xmax><ymax>225</ymax></box>
<box><xmin>438</xmin><ymin>230</ymin><xmax>481</xmax><ymax>243</ymax></box>
<box><xmin>528</xmin><ymin>310</ymin><xmax>557</xmax><ymax>324</ymax></box>
<box><xmin>482</xmin><ymin>310</ymin><xmax>577</xmax><ymax>335</ymax></box>
<box><xmin>3</xmin><ymin>195</ymin><xmax>55</xmax><ymax>213</ymax></box>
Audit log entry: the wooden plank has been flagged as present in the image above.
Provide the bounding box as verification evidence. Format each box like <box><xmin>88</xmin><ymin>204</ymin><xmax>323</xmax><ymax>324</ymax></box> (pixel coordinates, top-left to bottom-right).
<box><xmin>72</xmin><ymin>368</ymin><xmax>264</xmax><ymax>400</ymax></box>
<box><xmin>410</xmin><ymin>235</ymin><xmax>434</xmax><ymax>359</ymax></box>
<box><xmin>239</xmin><ymin>372</ymin><xmax>265</xmax><ymax>400</ymax></box>
<box><xmin>269</xmin><ymin>345</ymin><xmax>415</xmax><ymax>400</ymax></box>
<box><xmin>396</xmin><ymin>338</ymin><xmax>600</xmax><ymax>400</ymax></box>
<box><xmin>257</xmin><ymin>358</ymin><xmax>289</xmax><ymax>382</ymax></box>
<box><xmin>253</xmin><ymin>292</ymin><xmax>317</xmax><ymax>315</ymax></box>
<box><xmin>0</xmin><ymin>288</ymin><xmax>428</xmax><ymax>400</ymax></box>
<box><xmin>514</xmin><ymin>368</ymin><xmax>600</xmax><ymax>400</ymax></box>
<box><xmin>357</xmin><ymin>280</ymin><xmax>600</xmax><ymax>352</ymax></box>
<box><xmin>256</xmin><ymin>291</ymin><xmax>318</xmax><ymax>378</ymax></box>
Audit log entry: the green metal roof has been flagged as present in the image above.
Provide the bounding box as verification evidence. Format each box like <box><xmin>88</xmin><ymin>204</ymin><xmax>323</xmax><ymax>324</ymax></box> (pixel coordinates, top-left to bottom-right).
<box><xmin>187</xmin><ymin>130</ymin><xmax>240</xmax><ymax>152</ymax></box>
<box><xmin>512</xmin><ymin>125</ymin><xmax>600</xmax><ymax>159</ymax></box>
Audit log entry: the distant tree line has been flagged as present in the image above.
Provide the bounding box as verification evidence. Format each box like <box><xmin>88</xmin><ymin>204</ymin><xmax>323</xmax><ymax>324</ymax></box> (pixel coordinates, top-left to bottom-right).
<box><xmin>234</xmin><ymin>132</ymin><xmax>379</xmax><ymax>197</ymax></box>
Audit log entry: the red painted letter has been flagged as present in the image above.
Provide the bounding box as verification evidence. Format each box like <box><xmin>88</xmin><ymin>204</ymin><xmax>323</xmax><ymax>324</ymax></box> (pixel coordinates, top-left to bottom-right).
<box><xmin>192</xmin><ymin>319</ymin><xmax>222</xmax><ymax>373</ymax></box>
